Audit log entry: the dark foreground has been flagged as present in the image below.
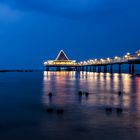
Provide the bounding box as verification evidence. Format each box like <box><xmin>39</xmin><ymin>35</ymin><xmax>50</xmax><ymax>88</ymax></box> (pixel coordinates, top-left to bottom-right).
<box><xmin>0</xmin><ymin>71</ymin><xmax>140</xmax><ymax>140</ymax></box>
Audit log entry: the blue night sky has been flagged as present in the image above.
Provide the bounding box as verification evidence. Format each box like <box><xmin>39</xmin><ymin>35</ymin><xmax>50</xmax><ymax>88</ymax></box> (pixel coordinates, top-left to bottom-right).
<box><xmin>0</xmin><ymin>0</ymin><xmax>140</xmax><ymax>69</ymax></box>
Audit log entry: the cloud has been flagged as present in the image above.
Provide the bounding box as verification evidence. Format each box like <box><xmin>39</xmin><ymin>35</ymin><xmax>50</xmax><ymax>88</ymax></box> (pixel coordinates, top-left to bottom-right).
<box><xmin>0</xmin><ymin>0</ymin><xmax>139</xmax><ymax>21</ymax></box>
<box><xmin>0</xmin><ymin>3</ymin><xmax>20</xmax><ymax>21</ymax></box>
<box><xmin>0</xmin><ymin>0</ymin><xmax>124</xmax><ymax>19</ymax></box>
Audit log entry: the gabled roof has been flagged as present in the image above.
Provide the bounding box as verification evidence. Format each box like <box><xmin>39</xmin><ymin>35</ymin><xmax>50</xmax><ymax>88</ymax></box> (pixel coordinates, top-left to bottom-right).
<box><xmin>55</xmin><ymin>50</ymin><xmax>69</xmax><ymax>61</ymax></box>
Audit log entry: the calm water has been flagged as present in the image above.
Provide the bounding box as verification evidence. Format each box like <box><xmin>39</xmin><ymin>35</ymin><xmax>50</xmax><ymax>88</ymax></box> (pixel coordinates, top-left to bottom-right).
<box><xmin>0</xmin><ymin>71</ymin><xmax>140</xmax><ymax>140</ymax></box>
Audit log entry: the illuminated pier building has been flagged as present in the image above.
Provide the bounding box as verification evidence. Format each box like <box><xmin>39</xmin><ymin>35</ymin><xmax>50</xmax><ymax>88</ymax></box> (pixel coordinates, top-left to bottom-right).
<box><xmin>44</xmin><ymin>50</ymin><xmax>77</xmax><ymax>71</ymax></box>
<box><xmin>44</xmin><ymin>50</ymin><xmax>140</xmax><ymax>74</ymax></box>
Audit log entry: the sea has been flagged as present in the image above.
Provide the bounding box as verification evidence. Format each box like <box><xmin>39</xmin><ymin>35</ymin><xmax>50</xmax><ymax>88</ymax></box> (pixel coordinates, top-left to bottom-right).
<box><xmin>0</xmin><ymin>71</ymin><xmax>140</xmax><ymax>140</ymax></box>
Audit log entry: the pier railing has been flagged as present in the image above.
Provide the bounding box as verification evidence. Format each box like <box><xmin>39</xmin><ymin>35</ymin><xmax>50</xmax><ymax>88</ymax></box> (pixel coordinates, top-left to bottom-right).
<box><xmin>78</xmin><ymin>56</ymin><xmax>140</xmax><ymax>66</ymax></box>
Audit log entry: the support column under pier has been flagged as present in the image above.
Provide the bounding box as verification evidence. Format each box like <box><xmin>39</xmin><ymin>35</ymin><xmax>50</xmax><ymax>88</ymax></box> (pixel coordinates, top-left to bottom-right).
<box><xmin>95</xmin><ymin>66</ymin><xmax>97</xmax><ymax>72</ymax></box>
<box><xmin>82</xmin><ymin>66</ymin><xmax>84</xmax><ymax>71</ymax></box>
<box><xmin>98</xmin><ymin>66</ymin><xmax>101</xmax><ymax>73</ymax></box>
<box><xmin>90</xmin><ymin>66</ymin><xmax>92</xmax><ymax>72</ymax></box>
<box><xmin>110</xmin><ymin>64</ymin><xmax>113</xmax><ymax>73</ymax></box>
<box><xmin>132</xmin><ymin>64</ymin><xmax>135</xmax><ymax>75</ymax></box>
<box><xmin>103</xmin><ymin>66</ymin><xmax>105</xmax><ymax>73</ymax></box>
<box><xmin>93</xmin><ymin>66</ymin><xmax>96</xmax><ymax>72</ymax></box>
<box><xmin>56</xmin><ymin>67</ymin><xmax>61</xmax><ymax>71</ymax></box>
<box><xmin>46</xmin><ymin>66</ymin><xmax>50</xmax><ymax>71</ymax></box>
<box><xmin>129</xmin><ymin>64</ymin><xmax>132</xmax><ymax>74</ymax></box>
<box><xmin>78</xmin><ymin>66</ymin><xmax>81</xmax><ymax>71</ymax></box>
<box><xmin>86</xmin><ymin>66</ymin><xmax>88</xmax><ymax>72</ymax></box>
<box><xmin>118</xmin><ymin>64</ymin><xmax>121</xmax><ymax>74</ymax></box>
<box><xmin>104</xmin><ymin>65</ymin><xmax>107</xmax><ymax>73</ymax></box>
<box><xmin>79</xmin><ymin>66</ymin><xmax>81</xmax><ymax>71</ymax></box>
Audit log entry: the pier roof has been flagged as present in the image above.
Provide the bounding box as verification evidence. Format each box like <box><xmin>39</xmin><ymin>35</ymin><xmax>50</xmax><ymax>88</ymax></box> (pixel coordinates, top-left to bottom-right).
<box><xmin>44</xmin><ymin>50</ymin><xmax>76</xmax><ymax>66</ymax></box>
<box><xmin>55</xmin><ymin>50</ymin><xmax>69</xmax><ymax>61</ymax></box>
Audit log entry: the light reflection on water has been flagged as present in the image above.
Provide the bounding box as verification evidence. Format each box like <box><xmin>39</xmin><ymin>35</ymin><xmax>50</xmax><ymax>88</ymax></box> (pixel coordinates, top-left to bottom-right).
<box><xmin>43</xmin><ymin>71</ymin><xmax>133</xmax><ymax>109</ymax></box>
<box><xmin>41</xmin><ymin>71</ymin><xmax>140</xmax><ymax>140</ymax></box>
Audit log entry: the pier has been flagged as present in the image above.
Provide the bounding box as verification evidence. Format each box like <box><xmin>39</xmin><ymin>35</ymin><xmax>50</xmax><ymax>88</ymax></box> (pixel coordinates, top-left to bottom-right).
<box><xmin>44</xmin><ymin>50</ymin><xmax>140</xmax><ymax>74</ymax></box>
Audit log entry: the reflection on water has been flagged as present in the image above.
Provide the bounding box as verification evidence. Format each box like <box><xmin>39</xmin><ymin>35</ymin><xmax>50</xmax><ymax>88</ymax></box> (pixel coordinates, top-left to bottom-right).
<box><xmin>1</xmin><ymin>72</ymin><xmax>140</xmax><ymax>140</ymax></box>
<box><xmin>43</xmin><ymin>71</ymin><xmax>133</xmax><ymax>109</ymax></box>
<box><xmin>41</xmin><ymin>71</ymin><xmax>140</xmax><ymax>140</ymax></box>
